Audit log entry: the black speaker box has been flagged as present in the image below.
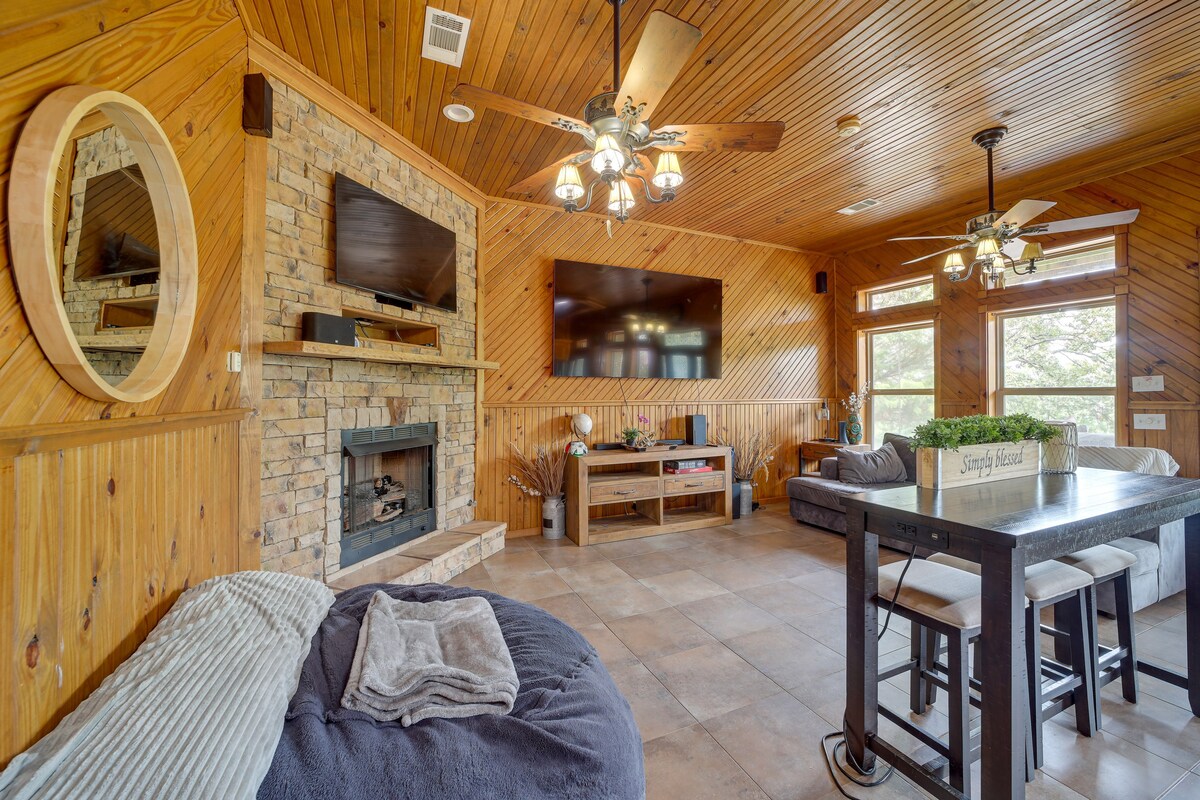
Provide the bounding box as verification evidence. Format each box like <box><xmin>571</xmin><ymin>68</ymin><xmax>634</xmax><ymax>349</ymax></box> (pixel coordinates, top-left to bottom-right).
<box><xmin>243</xmin><ymin>73</ymin><xmax>273</xmax><ymax>137</ymax></box>
<box><xmin>302</xmin><ymin>312</ymin><xmax>356</xmax><ymax>346</ymax></box>
<box><xmin>685</xmin><ymin>414</ymin><xmax>707</xmax><ymax>446</ymax></box>
<box><xmin>815</xmin><ymin>271</ymin><xmax>828</xmax><ymax>294</ymax></box>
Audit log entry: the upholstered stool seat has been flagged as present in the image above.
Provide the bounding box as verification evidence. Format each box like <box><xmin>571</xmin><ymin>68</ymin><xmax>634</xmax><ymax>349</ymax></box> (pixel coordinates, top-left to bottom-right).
<box><xmin>878</xmin><ymin>559</ymin><xmax>993</xmax><ymax>628</ymax></box>
<box><xmin>926</xmin><ymin>553</ymin><xmax>1092</xmax><ymax>602</ymax></box>
<box><xmin>1059</xmin><ymin>545</ymin><xmax>1138</xmax><ymax>579</ymax></box>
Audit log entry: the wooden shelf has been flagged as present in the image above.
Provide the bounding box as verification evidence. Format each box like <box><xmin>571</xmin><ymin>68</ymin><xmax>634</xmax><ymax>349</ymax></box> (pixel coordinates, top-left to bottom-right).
<box><xmin>342</xmin><ymin>306</ymin><xmax>440</xmax><ymax>349</ymax></box>
<box><xmin>262</xmin><ymin>340</ymin><xmax>498</xmax><ymax>370</ymax></box>
<box><xmin>77</xmin><ymin>333</ymin><xmax>149</xmax><ymax>352</ymax></box>
<box><xmin>589</xmin><ymin>471</ymin><xmax>660</xmax><ymax>486</ymax></box>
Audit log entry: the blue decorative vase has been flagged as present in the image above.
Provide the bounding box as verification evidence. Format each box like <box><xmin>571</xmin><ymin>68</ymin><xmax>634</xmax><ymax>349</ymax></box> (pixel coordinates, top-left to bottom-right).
<box><xmin>847</xmin><ymin>412</ymin><xmax>863</xmax><ymax>445</ymax></box>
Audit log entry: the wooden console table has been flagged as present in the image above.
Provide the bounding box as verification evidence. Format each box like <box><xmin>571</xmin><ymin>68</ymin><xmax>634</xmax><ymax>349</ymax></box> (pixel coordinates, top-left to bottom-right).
<box><xmin>565</xmin><ymin>445</ymin><xmax>732</xmax><ymax>546</ymax></box>
<box><xmin>799</xmin><ymin>439</ymin><xmax>871</xmax><ymax>474</ymax></box>
<box><xmin>841</xmin><ymin>468</ymin><xmax>1200</xmax><ymax>800</ymax></box>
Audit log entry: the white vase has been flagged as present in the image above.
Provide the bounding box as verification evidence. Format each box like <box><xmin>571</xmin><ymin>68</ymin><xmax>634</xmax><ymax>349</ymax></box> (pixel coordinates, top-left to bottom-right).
<box><xmin>738</xmin><ymin>480</ymin><xmax>754</xmax><ymax>517</ymax></box>
<box><xmin>542</xmin><ymin>494</ymin><xmax>566</xmax><ymax>539</ymax></box>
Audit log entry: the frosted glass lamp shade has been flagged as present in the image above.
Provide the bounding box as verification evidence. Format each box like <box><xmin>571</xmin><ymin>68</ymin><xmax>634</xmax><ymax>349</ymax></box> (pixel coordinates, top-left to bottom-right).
<box><xmin>554</xmin><ymin>164</ymin><xmax>585</xmax><ymax>201</ymax></box>
<box><xmin>975</xmin><ymin>237</ymin><xmax>1000</xmax><ymax>258</ymax></box>
<box><xmin>943</xmin><ymin>251</ymin><xmax>966</xmax><ymax>273</ymax></box>
<box><xmin>652</xmin><ymin>152</ymin><xmax>683</xmax><ymax>189</ymax></box>
<box><xmin>608</xmin><ymin>179</ymin><xmax>635</xmax><ymax>215</ymax></box>
<box><xmin>590</xmin><ymin>133</ymin><xmax>626</xmax><ymax>174</ymax></box>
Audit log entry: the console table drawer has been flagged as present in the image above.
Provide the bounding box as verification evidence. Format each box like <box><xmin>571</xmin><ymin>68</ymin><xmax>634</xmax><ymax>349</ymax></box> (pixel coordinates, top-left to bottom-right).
<box><xmin>589</xmin><ymin>480</ymin><xmax>659</xmax><ymax>505</ymax></box>
<box><xmin>663</xmin><ymin>473</ymin><xmax>725</xmax><ymax>496</ymax></box>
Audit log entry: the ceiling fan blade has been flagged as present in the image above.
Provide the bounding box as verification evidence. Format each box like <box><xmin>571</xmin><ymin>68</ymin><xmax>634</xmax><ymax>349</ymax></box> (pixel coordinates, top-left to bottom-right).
<box><xmin>451</xmin><ymin>84</ymin><xmax>585</xmax><ymax>129</ymax></box>
<box><xmin>1001</xmin><ymin>237</ymin><xmax>1029</xmax><ymax>260</ymax></box>
<box><xmin>888</xmin><ymin>235</ymin><xmax>970</xmax><ymax>241</ymax></box>
<box><xmin>653</xmin><ymin>122</ymin><xmax>785</xmax><ymax>152</ymax></box>
<box><xmin>1021</xmin><ymin>209</ymin><xmax>1140</xmax><ymax>236</ymax></box>
<box><xmin>900</xmin><ymin>243</ymin><xmax>972</xmax><ymax>266</ymax></box>
<box><xmin>994</xmin><ymin>199</ymin><xmax>1056</xmax><ymax>229</ymax></box>
<box><xmin>506</xmin><ymin>152</ymin><xmax>588</xmax><ymax>196</ymax></box>
<box><xmin>616</xmin><ymin>11</ymin><xmax>702</xmax><ymax>122</ymax></box>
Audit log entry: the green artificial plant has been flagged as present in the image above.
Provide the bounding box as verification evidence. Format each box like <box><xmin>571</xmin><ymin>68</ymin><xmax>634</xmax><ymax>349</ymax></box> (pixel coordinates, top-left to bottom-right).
<box><xmin>909</xmin><ymin>413</ymin><xmax>1058</xmax><ymax>451</ymax></box>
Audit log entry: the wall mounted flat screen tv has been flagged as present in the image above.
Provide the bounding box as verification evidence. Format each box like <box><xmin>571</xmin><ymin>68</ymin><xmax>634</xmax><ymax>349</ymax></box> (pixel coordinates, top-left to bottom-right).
<box><xmin>552</xmin><ymin>260</ymin><xmax>722</xmax><ymax>379</ymax></box>
<box><xmin>334</xmin><ymin>173</ymin><xmax>457</xmax><ymax>312</ymax></box>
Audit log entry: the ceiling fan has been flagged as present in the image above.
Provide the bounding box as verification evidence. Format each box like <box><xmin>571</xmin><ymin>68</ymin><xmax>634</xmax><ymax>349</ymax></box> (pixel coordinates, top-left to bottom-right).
<box><xmin>890</xmin><ymin>127</ymin><xmax>1139</xmax><ymax>285</ymax></box>
<box><xmin>451</xmin><ymin>0</ymin><xmax>786</xmax><ymax>221</ymax></box>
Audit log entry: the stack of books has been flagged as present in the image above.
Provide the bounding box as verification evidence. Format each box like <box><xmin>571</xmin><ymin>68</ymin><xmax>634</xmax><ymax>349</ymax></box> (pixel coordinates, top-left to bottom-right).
<box><xmin>664</xmin><ymin>459</ymin><xmax>712</xmax><ymax>474</ymax></box>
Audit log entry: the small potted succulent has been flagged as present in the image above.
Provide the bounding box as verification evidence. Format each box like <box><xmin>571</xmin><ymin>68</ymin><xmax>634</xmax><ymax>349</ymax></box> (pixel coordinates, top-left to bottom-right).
<box><xmin>621</xmin><ymin>414</ymin><xmax>658</xmax><ymax>451</ymax></box>
<box><xmin>507</xmin><ymin>442</ymin><xmax>569</xmax><ymax>538</ymax></box>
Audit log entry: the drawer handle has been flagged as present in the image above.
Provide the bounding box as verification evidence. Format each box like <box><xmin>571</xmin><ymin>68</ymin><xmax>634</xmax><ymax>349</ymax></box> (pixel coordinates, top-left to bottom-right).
<box><xmin>683</xmin><ymin>482</ymin><xmax>704</xmax><ymax>487</ymax></box>
<box><xmin>613</xmin><ymin>489</ymin><xmax>638</xmax><ymax>495</ymax></box>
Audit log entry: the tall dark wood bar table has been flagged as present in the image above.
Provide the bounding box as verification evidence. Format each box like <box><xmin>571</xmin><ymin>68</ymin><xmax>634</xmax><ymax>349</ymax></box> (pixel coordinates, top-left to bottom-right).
<box><xmin>841</xmin><ymin>468</ymin><xmax>1200</xmax><ymax>800</ymax></box>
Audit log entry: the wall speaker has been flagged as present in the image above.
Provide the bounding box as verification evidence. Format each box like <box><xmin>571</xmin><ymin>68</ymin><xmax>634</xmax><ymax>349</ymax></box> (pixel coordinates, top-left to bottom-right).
<box><xmin>685</xmin><ymin>414</ymin><xmax>707</xmax><ymax>446</ymax></box>
<box><xmin>243</xmin><ymin>73</ymin><xmax>273</xmax><ymax>138</ymax></box>
<box><xmin>301</xmin><ymin>312</ymin><xmax>356</xmax><ymax>346</ymax></box>
<box><xmin>815</xmin><ymin>271</ymin><xmax>828</xmax><ymax>294</ymax></box>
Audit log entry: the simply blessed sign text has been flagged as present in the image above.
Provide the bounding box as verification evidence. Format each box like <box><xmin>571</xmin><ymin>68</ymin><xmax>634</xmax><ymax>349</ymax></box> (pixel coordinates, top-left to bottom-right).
<box><xmin>916</xmin><ymin>440</ymin><xmax>1042</xmax><ymax>489</ymax></box>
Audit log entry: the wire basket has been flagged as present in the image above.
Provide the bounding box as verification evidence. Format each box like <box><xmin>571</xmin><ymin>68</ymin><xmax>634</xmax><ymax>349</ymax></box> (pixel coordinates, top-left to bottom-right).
<box><xmin>1041</xmin><ymin>421</ymin><xmax>1078</xmax><ymax>474</ymax></box>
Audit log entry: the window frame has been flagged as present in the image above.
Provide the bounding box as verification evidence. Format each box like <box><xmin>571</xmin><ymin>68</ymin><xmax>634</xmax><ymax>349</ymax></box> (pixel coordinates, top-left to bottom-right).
<box><xmin>855</xmin><ymin>271</ymin><xmax>938</xmax><ymax>315</ymax></box>
<box><xmin>986</xmin><ymin>295</ymin><xmax>1127</xmax><ymax>444</ymax></box>
<box><xmin>857</xmin><ymin>319</ymin><xmax>939</xmax><ymax>445</ymax></box>
<box><xmin>979</xmin><ymin>227</ymin><xmax>1129</xmax><ymax>299</ymax></box>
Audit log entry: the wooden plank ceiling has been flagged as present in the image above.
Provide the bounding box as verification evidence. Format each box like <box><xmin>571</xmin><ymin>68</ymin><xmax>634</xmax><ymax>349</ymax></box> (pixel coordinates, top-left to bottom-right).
<box><xmin>239</xmin><ymin>0</ymin><xmax>1200</xmax><ymax>252</ymax></box>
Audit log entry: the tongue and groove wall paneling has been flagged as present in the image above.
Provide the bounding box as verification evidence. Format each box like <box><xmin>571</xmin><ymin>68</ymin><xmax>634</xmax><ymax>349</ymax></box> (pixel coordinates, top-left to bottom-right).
<box><xmin>0</xmin><ymin>0</ymin><xmax>255</xmax><ymax>765</ymax></box>
<box><xmin>477</xmin><ymin>198</ymin><xmax>836</xmax><ymax>533</ymax></box>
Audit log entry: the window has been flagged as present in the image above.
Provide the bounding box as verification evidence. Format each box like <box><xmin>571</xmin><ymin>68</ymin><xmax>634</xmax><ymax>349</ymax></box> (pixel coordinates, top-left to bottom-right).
<box><xmin>994</xmin><ymin>300</ymin><xmax>1117</xmax><ymax>444</ymax></box>
<box><xmin>1003</xmin><ymin>235</ymin><xmax>1116</xmax><ymax>287</ymax></box>
<box><xmin>859</xmin><ymin>275</ymin><xmax>935</xmax><ymax>311</ymax></box>
<box><xmin>862</xmin><ymin>322</ymin><xmax>935</xmax><ymax>444</ymax></box>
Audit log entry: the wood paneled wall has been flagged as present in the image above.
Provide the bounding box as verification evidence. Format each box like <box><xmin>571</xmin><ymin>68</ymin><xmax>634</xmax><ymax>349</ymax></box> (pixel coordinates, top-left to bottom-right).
<box><xmin>0</xmin><ymin>0</ymin><xmax>255</xmax><ymax>764</ymax></box>
<box><xmin>479</xmin><ymin>199</ymin><xmax>835</xmax><ymax>531</ymax></box>
<box><xmin>835</xmin><ymin>151</ymin><xmax>1200</xmax><ymax>477</ymax></box>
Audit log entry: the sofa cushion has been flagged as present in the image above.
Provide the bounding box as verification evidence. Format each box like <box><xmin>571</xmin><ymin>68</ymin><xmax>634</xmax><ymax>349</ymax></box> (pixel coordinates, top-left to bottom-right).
<box><xmin>837</xmin><ymin>442</ymin><xmax>907</xmax><ymax>484</ymax></box>
<box><xmin>819</xmin><ymin>457</ymin><xmax>839</xmax><ymax>480</ymax></box>
<box><xmin>786</xmin><ymin>475</ymin><xmax>910</xmax><ymax>512</ymax></box>
<box><xmin>883</xmin><ymin>433</ymin><xmax>918</xmax><ymax>482</ymax></box>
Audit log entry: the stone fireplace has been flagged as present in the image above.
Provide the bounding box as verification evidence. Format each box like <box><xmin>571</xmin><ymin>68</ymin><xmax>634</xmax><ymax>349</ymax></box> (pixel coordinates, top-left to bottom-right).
<box><xmin>341</xmin><ymin>423</ymin><xmax>438</xmax><ymax>567</ymax></box>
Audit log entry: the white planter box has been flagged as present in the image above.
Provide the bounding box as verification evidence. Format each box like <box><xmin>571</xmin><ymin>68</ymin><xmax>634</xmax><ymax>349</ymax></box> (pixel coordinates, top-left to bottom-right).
<box><xmin>916</xmin><ymin>440</ymin><xmax>1041</xmax><ymax>490</ymax></box>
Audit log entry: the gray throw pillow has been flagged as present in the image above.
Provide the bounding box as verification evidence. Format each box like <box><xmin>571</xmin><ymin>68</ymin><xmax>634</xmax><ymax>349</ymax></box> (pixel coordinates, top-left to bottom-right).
<box><xmin>837</xmin><ymin>442</ymin><xmax>908</xmax><ymax>485</ymax></box>
<box><xmin>882</xmin><ymin>432</ymin><xmax>918</xmax><ymax>482</ymax></box>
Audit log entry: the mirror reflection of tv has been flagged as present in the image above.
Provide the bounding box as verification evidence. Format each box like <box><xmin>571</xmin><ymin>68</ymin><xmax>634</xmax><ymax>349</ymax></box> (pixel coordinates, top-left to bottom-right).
<box><xmin>334</xmin><ymin>173</ymin><xmax>457</xmax><ymax>312</ymax></box>
<box><xmin>552</xmin><ymin>260</ymin><xmax>722</xmax><ymax>379</ymax></box>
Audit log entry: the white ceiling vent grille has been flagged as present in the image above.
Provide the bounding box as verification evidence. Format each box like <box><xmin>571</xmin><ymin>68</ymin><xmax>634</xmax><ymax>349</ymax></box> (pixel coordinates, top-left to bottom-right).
<box><xmin>836</xmin><ymin>198</ymin><xmax>881</xmax><ymax>215</ymax></box>
<box><xmin>422</xmin><ymin>7</ymin><xmax>471</xmax><ymax>67</ymax></box>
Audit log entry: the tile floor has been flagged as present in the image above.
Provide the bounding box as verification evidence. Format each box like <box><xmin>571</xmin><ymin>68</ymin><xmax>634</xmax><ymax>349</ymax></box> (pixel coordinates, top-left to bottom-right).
<box><xmin>448</xmin><ymin>502</ymin><xmax>1199</xmax><ymax>800</ymax></box>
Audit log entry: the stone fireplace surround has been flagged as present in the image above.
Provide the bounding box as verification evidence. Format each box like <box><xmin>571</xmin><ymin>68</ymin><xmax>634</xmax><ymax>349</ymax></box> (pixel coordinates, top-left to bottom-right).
<box><xmin>258</xmin><ymin>79</ymin><xmax>479</xmax><ymax>583</ymax></box>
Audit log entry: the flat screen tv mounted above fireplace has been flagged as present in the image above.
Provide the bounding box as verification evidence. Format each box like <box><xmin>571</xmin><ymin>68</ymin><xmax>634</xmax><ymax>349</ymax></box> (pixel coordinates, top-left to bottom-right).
<box><xmin>334</xmin><ymin>172</ymin><xmax>458</xmax><ymax>312</ymax></box>
<box><xmin>552</xmin><ymin>260</ymin><xmax>722</xmax><ymax>379</ymax></box>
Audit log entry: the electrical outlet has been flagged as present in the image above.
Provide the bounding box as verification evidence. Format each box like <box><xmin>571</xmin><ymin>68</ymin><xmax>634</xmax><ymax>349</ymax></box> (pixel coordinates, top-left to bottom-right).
<box><xmin>226</xmin><ymin>351</ymin><xmax>243</xmax><ymax>373</ymax></box>
<box><xmin>1133</xmin><ymin>414</ymin><xmax>1166</xmax><ymax>430</ymax></box>
<box><xmin>1132</xmin><ymin>375</ymin><xmax>1164</xmax><ymax>392</ymax></box>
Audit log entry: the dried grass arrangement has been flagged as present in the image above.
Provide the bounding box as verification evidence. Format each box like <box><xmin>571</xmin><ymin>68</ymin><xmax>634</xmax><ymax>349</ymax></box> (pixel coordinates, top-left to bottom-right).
<box><xmin>716</xmin><ymin>430</ymin><xmax>778</xmax><ymax>483</ymax></box>
<box><xmin>507</xmin><ymin>442</ymin><xmax>568</xmax><ymax>498</ymax></box>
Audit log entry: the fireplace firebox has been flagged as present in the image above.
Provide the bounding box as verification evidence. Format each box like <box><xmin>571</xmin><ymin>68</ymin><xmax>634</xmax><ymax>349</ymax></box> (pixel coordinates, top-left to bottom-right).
<box><xmin>341</xmin><ymin>423</ymin><xmax>437</xmax><ymax>567</ymax></box>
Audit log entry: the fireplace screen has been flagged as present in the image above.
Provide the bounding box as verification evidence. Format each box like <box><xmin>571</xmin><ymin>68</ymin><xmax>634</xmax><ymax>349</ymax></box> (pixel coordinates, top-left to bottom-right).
<box><xmin>341</xmin><ymin>423</ymin><xmax>437</xmax><ymax>567</ymax></box>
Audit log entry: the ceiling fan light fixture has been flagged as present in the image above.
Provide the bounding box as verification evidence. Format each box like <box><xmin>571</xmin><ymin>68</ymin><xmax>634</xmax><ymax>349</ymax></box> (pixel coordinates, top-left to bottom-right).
<box><xmin>1020</xmin><ymin>241</ymin><xmax>1045</xmax><ymax>262</ymax></box>
<box><xmin>591</xmin><ymin>133</ymin><xmax>626</xmax><ymax>175</ymax></box>
<box><xmin>554</xmin><ymin>164</ymin><xmax>585</xmax><ymax>201</ymax></box>
<box><xmin>943</xmin><ymin>251</ymin><xmax>965</xmax><ymax>273</ymax></box>
<box><xmin>975</xmin><ymin>236</ymin><xmax>1000</xmax><ymax>259</ymax></box>
<box><xmin>652</xmin><ymin>151</ymin><xmax>683</xmax><ymax>189</ymax></box>
<box><xmin>608</xmin><ymin>179</ymin><xmax>636</xmax><ymax>217</ymax></box>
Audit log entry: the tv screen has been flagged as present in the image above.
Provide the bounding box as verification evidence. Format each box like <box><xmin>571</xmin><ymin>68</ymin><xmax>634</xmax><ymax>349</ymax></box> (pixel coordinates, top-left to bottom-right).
<box><xmin>552</xmin><ymin>261</ymin><xmax>722</xmax><ymax>379</ymax></box>
<box><xmin>334</xmin><ymin>173</ymin><xmax>457</xmax><ymax>312</ymax></box>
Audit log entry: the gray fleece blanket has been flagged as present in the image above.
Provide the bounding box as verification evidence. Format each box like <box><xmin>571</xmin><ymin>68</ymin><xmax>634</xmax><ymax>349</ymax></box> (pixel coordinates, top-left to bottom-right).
<box><xmin>341</xmin><ymin>592</ymin><xmax>518</xmax><ymax>725</ymax></box>
<box><xmin>257</xmin><ymin>583</ymin><xmax>645</xmax><ymax>800</ymax></box>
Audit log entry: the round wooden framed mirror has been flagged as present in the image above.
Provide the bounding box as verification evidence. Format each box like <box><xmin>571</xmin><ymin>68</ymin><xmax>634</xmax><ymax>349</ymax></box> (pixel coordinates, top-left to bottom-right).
<box><xmin>9</xmin><ymin>86</ymin><xmax>197</xmax><ymax>403</ymax></box>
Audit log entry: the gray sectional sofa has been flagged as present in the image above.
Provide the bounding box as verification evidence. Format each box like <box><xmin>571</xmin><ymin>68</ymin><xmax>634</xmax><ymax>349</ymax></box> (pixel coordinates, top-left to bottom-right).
<box><xmin>785</xmin><ymin>433</ymin><xmax>1185</xmax><ymax>613</ymax></box>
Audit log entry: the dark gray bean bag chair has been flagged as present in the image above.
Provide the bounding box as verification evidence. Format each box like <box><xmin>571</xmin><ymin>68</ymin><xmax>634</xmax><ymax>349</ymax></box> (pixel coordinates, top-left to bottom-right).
<box><xmin>257</xmin><ymin>583</ymin><xmax>644</xmax><ymax>800</ymax></box>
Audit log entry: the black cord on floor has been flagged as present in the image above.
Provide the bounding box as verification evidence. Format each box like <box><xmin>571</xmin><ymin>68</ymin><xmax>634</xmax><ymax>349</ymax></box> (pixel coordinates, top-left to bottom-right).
<box><xmin>817</xmin><ymin>546</ymin><xmax>917</xmax><ymax>796</ymax></box>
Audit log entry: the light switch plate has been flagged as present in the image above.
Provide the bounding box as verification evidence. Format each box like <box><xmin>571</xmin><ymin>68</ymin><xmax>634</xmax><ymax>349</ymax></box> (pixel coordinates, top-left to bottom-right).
<box><xmin>1132</xmin><ymin>375</ymin><xmax>1164</xmax><ymax>392</ymax></box>
<box><xmin>226</xmin><ymin>351</ymin><xmax>243</xmax><ymax>373</ymax></box>
<box><xmin>1133</xmin><ymin>413</ymin><xmax>1166</xmax><ymax>430</ymax></box>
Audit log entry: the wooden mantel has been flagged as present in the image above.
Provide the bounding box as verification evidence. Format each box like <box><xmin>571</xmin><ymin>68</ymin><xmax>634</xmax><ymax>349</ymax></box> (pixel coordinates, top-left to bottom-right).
<box><xmin>262</xmin><ymin>340</ymin><xmax>499</xmax><ymax>370</ymax></box>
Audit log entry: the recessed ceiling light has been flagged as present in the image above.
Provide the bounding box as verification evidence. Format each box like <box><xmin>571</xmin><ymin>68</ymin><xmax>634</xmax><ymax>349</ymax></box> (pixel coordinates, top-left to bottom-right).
<box><xmin>836</xmin><ymin>115</ymin><xmax>861</xmax><ymax>137</ymax></box>
<box><xmin>837</xmin><ymin>198</ymin><xmax>880</xmax><ymax>215</ymax></box>
<box><xmin>443</xmin><ymin>103</ymin><xmax>475</xmax><ymax>123</ymax></box>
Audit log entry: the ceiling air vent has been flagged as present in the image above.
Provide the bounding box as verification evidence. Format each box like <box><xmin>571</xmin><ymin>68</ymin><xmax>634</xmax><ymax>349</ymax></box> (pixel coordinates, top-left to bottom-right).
<box><xmin>836</xmin><ymin>198</ymin><xmax>881</xmax><ymax>215</ymax></box>
<box><xmin>422</xmin><ymin>7</ymin><xmax>471</xmax><ymax>67</ymax></box>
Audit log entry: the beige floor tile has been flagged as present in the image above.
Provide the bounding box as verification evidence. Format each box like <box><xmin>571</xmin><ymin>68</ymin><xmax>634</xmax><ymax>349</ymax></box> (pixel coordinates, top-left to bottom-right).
<box><xmin>789</xmin><ymin>669</ymin><xmax>849</xmax><ymax>729</ymax></box>
<box><xmin>1040</xmin><ymin>715</ymin><xmax>1188</xmax><ymax>800</ymax></box>
<box><xmin>498</xmin><ymin>535</ymin><xmax>542</xmax><ymax>551</ymax></box>
<box><xmin>676</xmin><ymin>592</ymin><xmax>781</xmax><ymax>641</ymax></box>
<box><xmin>1136</xmin><ymin>612</ymin><xmax>1188</xmax><ymax>669</ymax></box>
<box><xmin>445</xmin><ymin>563</ymin><xmax>491</xmax><ymax>588</ymax></box>
<box><xmin>646</xmin><ymin>642</ymin><xmax>780</xmax><ymax>721</ymax></box>
<box><xmin>687</xmin><ymin>526</ymin><xmax>742</xmax><ymax>544</ymax></box>
<box><xmin>536</xmin><ymin>544</ymin><xmax>610</xmax><ymax>568</ymax></box>
<box><xmin>724</xmin><ymin>624</ymin><xmax>844</xmax><ymax>689</ymax></box>
<box><xmin>742</xmin><ymin>548</ymin><xmax>827</xmax><ymax>579</ymax></box>
<box><xmin>791</xmin><ymin>605</ymin><xmax>908</xmax><ymax>657</ymax></box>
<box><xmin>609</xmin><ymin>662</ymin><xmax>698</xmax><ymax>742</ymax></box>
<box><xmin>737</xmin><ymin>579</ymin><xmax>840</xmax><ymax>626</ymax></box>
<box><xmin>479</xmin><ymin>548</ymin><xmax>552</xmax><ymax>580</ymax></box>
<box><xmin>643</xmin><ymin>723</ymin><xmax>770</xmax><ymax>800</ymax></box>
<box><xmin>1163</xmin><ymin>772</ymin><xmax>1200</xmax><ymax>799</ymax></box>
<box><xmin>694</xmin><ymin>557</ymin><xmax>781</xmax><ymax>592</ymax></box>
<box><xmin>593</xmin><ymin>532</ymin><xmax>698</xmax><ymax>559</ymax></box>
<box><xmin>577</xmin><ymin>622</ymin><xmax>640</xmax><ymax>672</ymax></box>
<box><xmin>487</xmin><ymin>570</ymin><xmax>572</xmax><ymax>602</ymax></box>
<box><xmin>577</xmin><ymin>579</ymin><xmax>672</xmax><ymax>621</ymax></box>
<box><xmin>790</xmin><ymin>568</ymin><xmax>851</xmax><ymax>606</ymax></box>
<box><xmin>668</xmin><ymin>542</ymin><xmax>739</xmax><ymax>569</ymax></box>
<box><xmin>717</xmin><ymin>536</ymin><xmax>793</xmax><ymax>560</ymax></box>
<box><xmin>639</xmin><ymin>569</ymin><xmax>729</xmax><ymax>605</ymax></box>
<box><xmin>555</xmin><ymin>560</ymin><xmax>634</xmax><ymax>592</ymax></box>
<box><xmin>528</xmin><ymin>591</ymin><xmax>602</xmax><ymax>630</ymax></box>
<box><xmin>1092</xmin><ymin>690</ymin><xmax>1200</xmax><ymax>770</ymax></box>
<box><xmin>610</xmin><ymin>550</ymin><xmax>691</xmax><ymax>579</ymax></box>
<box><xmin>607</xmin><ymin>606</ymin><xmax>718</xmax><ymax>661</ymax></box>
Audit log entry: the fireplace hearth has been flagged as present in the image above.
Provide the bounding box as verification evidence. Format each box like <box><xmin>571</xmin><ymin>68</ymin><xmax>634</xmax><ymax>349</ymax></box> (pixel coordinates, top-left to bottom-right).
<box><xmin>341</xmin><ymin>423</ymin><xmax>437</xmax><ymax>567</ymax></box>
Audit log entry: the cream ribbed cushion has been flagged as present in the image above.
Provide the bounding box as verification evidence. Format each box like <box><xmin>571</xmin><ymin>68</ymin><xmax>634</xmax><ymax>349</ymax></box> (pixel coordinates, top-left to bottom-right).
<box><xmin>877</xmin><ymin>559</ymin><xmax>984</xmax><ymax>629</ymax></box>
<box><xmin>927</xmin><ymin>553</ymin><xmax>1093</xmax><ymax>602</ymax></box>
<box><xmin>1058</xmin><ymin>544</ymin><xmax>1138</xmax><ymax>579</ymax></box>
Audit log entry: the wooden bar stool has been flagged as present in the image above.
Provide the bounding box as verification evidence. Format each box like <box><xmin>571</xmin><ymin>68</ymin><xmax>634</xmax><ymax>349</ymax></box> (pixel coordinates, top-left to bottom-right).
<box><xmin>927</xmin><ymin>554</ymin><xmax>1097</xmax><ymax>770</ymax></box>
<box><xmin>1056</xmin><ymin>544</ymin><xmax>1140</xmax><ymax>725</ymax></box>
